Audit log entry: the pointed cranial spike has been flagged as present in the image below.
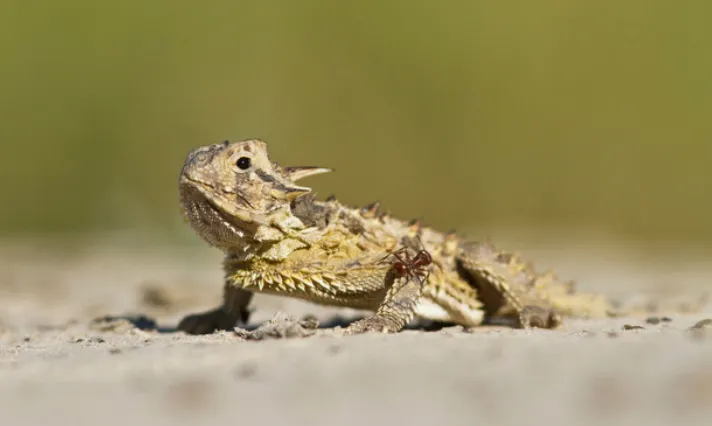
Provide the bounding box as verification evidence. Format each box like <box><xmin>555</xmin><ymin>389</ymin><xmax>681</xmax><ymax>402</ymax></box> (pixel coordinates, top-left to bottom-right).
<box><xmin>481</xmin><ymin>238</ymin><xmax>495</xmax><ymax>251</ymax></box>
<box><xmin>283</xmin><ymin>166</ymin><xmax>333</xmax><ymax>182</ymax></box>
<box><xmin>468</xmin><ymin>241</ymin><xmax>489</xmax><ymax>259</ymax></box>
<box><xmin>442</xmin><ymin>230</ymin><xmax>459</xmax><ymax>255</ymax></box>
<box><xmin>407</xmin><ymin>218</ymin><xmax>422</xmax><ymax>234</ymax></box>
<box><xmin>360</xmin><ymin>201</ymin><xmax>380</xmax><ymax>218</ymax></box>
<box><xmin>326</xmin><ymin>194</ymin><xmax>337</xmax><ymax>202</ymax></box>
<box><xmin>495</xmin><ymin>251</ymin><xmax>514</xmax><ymax>264</ymax></box>
<box><xmin>531</xmin><ymin>273</ymin><xmax>548</xmax><ymax>290</ymax></box>
<box><xmin>377</xmin><ymin>211</ymin><xmax>389</xmax><ymax>222</ymax></box>
<box><xmin>270</xmin><ymin>185</ymin><xmax>312</xmax><ymax>201</ymax></box>
<box><xmin>512</xmin><ymin>258</ymin><xmax>530</xmax><ymax>271</ymax></box>
<box><xmin>519</xmin><ymin>258</ymin><xmax>535</xmax><ymax>273</ymax></box>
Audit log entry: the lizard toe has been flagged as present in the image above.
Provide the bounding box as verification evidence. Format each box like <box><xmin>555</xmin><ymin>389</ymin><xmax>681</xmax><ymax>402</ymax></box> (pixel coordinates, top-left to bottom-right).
<box><xmin>344</xmin><ymin>316</ymin><xmax>398</xmax><ymax>335</ymax></box>
<box><xmin>518</xmin><ymin>305</ymin><xmax>562</xmax><ymax>329</ymax></box>
<box><xmin>178</xmin><ymin>307</ymin><xmax>237</xmax><ymax>335</ymax></box>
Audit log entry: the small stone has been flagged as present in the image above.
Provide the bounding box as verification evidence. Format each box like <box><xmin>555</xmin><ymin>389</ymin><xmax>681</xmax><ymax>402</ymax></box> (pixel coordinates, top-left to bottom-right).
<box><xmin>622</xmin><ymin>324</ymin><xmax>645</xmax><ymax>331</ymax></box>
<box><xmin>327</xmin><ymin>344</ymin><xmax>342</xmax><ymax>355</ymax></box>
<box><xmin>299</xmin><ymin>316</ymin><xmax>320</xmax><ymax>330</ymax></box>
<box><xmin>689</xmin><ymin>319</ymin><xmax>712</xmax><ymax>330</ymax></box>
<box><xmin>442</xmin><ymin>325</ymin><xmax>465</xmax><ymax>335</ymax></box>
<box><xmin>686</xmin><ymin>319</ymin><xmax>712</xmax><ymax>341</ymax></box>
<box><xmin>645</xmin><ymin>317</ymin><xmax>661</xmax><ymax>325</ymax></box>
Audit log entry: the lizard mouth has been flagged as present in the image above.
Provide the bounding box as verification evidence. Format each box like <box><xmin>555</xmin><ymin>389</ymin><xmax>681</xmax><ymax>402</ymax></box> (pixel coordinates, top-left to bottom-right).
<box><xmin>179</xmin><ymin>178</ymin><xmax>259</xmax><ymax>239</ymax></box>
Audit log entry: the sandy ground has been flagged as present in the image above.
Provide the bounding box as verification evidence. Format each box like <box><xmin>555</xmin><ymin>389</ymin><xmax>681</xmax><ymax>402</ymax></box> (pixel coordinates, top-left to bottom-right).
<box><xmin>1</xmin><ymin>237</ymin><xmax>711</xmax><ymax>426</ymax></box>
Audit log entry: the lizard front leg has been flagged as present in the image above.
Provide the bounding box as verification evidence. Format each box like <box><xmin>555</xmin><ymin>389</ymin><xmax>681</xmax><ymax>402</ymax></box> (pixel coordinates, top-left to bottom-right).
<box><xmin>178</xmin><ymin>281</ymin><xmax>253</xmax><ymax>335</ymax></box>
<box><xmin>344</xmin><ymin>269</ymin><xmax>424</xmax><ymax>335</ymax></box>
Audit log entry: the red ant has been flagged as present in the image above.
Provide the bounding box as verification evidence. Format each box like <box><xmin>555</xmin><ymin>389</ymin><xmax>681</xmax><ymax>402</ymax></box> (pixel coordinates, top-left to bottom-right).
<box><xmin>379</xmin><ymin>237</ymin><xmax>433</xmax><ymax>286</ymax></box>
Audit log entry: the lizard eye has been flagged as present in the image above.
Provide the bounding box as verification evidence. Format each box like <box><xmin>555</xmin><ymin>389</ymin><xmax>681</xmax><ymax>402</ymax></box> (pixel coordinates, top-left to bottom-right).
<box><xmin>236</xmin><ymin>156</ymin><xmax>252</xmax><ymax>170</ymax></box>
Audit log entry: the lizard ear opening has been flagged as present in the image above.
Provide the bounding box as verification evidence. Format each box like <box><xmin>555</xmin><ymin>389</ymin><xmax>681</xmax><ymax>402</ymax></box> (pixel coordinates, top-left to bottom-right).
<box><xmin>283</xmin><ymin>166</ymin><xmax>332</xmax><ymax>182</ymax></box>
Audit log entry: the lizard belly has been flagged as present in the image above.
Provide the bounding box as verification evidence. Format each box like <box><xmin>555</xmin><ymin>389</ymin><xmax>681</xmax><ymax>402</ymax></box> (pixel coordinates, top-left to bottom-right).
<box><xmin>415</xmin><ymin>295</ymin><xmax>485</xmax><ymax>326</ymax></box>
<box><xmin>414</xmin><ymin>298</ymin><xmax>455</xmax><ymax>322</ymax></box>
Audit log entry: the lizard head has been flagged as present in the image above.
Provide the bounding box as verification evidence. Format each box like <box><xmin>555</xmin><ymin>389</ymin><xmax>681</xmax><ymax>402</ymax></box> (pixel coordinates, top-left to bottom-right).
<box><xmin>179</xmin><ymin>139</ymin><xmax>331</xmax><ymax>251</ymax></box>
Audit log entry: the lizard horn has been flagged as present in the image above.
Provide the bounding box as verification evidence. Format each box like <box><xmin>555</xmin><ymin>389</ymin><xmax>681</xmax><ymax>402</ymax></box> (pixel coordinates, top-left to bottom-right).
<box><xmin>283</xmin><ymin>166</ymin><xmax>333</xmax><ymax>182</ymax></box>
<box><xmin>360</xmin><ymin>201</ymin><xmax>380</xmax><ymax>218</ymax></box>
<box><xmin>407</xmin><ymin>218</ymin><xmax>422</xmax><ymax>233</ymax></box>
<box><xmin>269</xmin><ymin>184</ymin><xmax>312</xmax><ymax>201</ymax></box>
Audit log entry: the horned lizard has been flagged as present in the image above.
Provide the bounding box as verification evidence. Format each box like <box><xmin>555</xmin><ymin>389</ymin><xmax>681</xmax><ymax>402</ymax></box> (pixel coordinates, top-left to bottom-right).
<box><xmin>177</xmin><ymin>139</ymin><xmax>615</xmax><ymax>335</ymax></box>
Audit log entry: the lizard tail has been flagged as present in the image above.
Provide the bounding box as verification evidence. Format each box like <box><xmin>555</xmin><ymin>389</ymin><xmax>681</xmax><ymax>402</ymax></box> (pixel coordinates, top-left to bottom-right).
<box><xmin>607</xmin><ymin>291</ymin><xmax>710</xmax><ymax>318</ymax></box>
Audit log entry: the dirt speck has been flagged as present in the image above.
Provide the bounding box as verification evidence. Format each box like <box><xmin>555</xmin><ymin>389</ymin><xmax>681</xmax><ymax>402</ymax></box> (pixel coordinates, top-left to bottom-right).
<box><xmin>687</xmin><ymin>319</ymin><xmax>712</xmax><ymax>340</ymax></box>
<box><xmin>234</xmin><ymin>363</ymin><xmax>258</xmax><ymax>379</ymax></box>
<box><xmin>585</xmin><ymin>375</ymin><xmax>629</xmax><ymax>414</ymax></box>
<box><xmin>140</xmin><ymin>283</ymin><xmax>174</xmax><ymax>309</ymax></box>
<box><xmin>166</xmin><ymin>378</ymin><xmax>215</xmax><ymax>413</ymax></box>
<box><xmin>327</xmin><ymin>344</ymin><xmax>342</xmax><ymax>355</ymax></box>
<box><xmin>689</xmin><ymin>319</ymin><xmax>712</xmax><ymax>330</ymax></box>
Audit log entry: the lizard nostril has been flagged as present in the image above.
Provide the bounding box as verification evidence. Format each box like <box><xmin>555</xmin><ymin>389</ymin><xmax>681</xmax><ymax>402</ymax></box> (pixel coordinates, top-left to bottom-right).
<box><xmin>194</xmin><ymin>152</ymin><xmax>209</xmax><ymax>163</ymax></box>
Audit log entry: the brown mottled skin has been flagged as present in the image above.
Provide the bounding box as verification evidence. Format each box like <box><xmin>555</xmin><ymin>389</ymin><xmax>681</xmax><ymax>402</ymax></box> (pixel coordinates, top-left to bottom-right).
<box><xmin>177</xmin><ymin>139</ymin><xmax>615</xmax><ymax>335</ymax></box>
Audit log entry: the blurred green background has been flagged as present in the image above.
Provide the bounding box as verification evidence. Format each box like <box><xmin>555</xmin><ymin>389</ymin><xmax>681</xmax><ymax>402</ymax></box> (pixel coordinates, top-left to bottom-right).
<box><xmin>2</xmin><ymin>1</ymin><xmax>711</xmax><ymax>246</ymax></box>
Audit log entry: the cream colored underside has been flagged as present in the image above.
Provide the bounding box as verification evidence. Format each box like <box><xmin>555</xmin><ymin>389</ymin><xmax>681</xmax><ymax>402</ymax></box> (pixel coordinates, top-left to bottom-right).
<box><xmin>414</xmin><ymin>296</ymin><xmax>485</xmax><ymax>327</ymax></box>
